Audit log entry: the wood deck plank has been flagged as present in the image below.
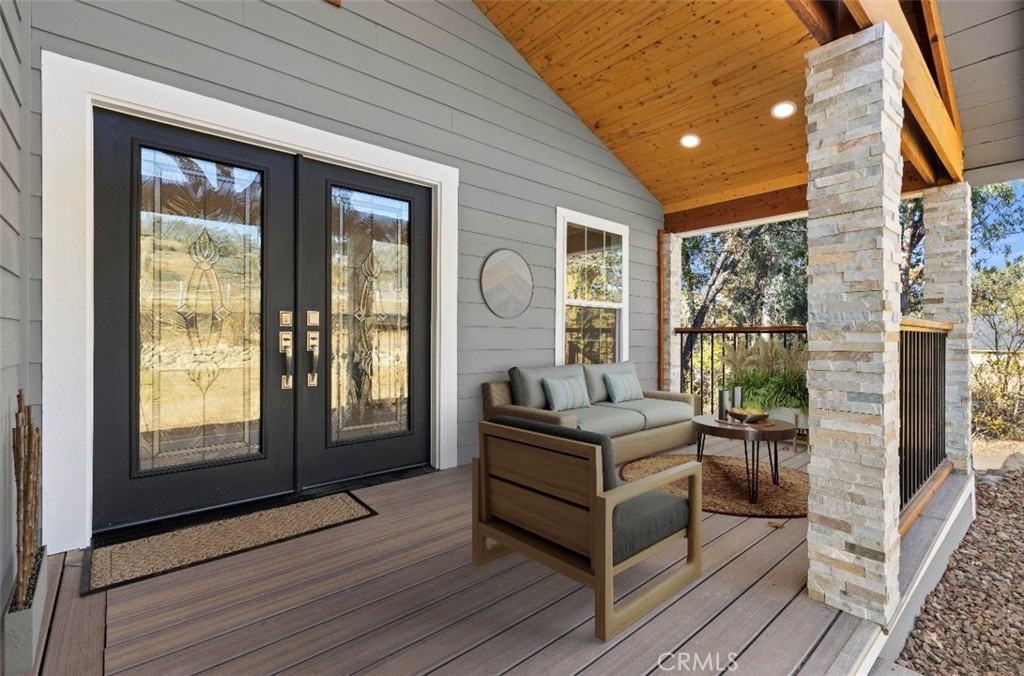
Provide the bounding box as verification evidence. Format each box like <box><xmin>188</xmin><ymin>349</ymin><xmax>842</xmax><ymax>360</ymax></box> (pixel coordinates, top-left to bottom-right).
<box><xmin>105</xmin><ymin>502</ymin><xmax>469</xmax><ymax>644</ymax></box>
<box><xmin>432</xmin><ymin>514</ymin><xmax>762</xmax><ymax>675</ymax></box>
<box><xmin>115</xmin><ymin>551</ymin><xmax>528</xmax><ymax>675</ymax></box>
<box><xmin>41</xmin><ymin>555</ymin><xmax>105</xmax><ymax>675</ymax></box>
<box><xmin>306</xmin><ymin>572</ymin><xmax>581</xmax><ymax>674</ymax></box>
<box><xmin>565</xmin><ymin>523</ymin><xmax>809</xmax><ymax>676</ymax></box>
<box><xmin>104</xmin><ymin>468</ymin><xmax>468</xmax><ymax>607</ymax></box>
<box><xmin>389</xmin><ymin>513</ymin><xmax>743</xmax><ymax>674</ymax></box>
<box><xmin>607</xmin><ymin>545</ymin><xmax>811</xmax><ymax>675</ymax></box>
<box><xmin>798</xmin><ymin>611</ymin><xmax>865</xmax><ymax>674</ymax></box>
<box><xmin>735</xmin><ymin>587</ymin><xmax>840</xmax><ymax>676</ymax></box>
<box><xmin>105</xmin><ymin>532</ymin><xmax>471</xmax><ymax>671</ymax></box>
<box><xmin>37</xmin><ymin>442</ymin><xmax>860</xmax><ymax>676</ymax></box>
<box><xmin>201</xmin><ymin>561</ymin><xmax>551</xmax><ymax>674</ymax></box>
<box><xmin>106</xmin><ymin>478</ymin><xmax>469</xmax><ymax>624</ymax></box>
<box><xmin>506</xmin><ymin>518</ymin><xmax>808</xmax><ymax>675</ymax></box>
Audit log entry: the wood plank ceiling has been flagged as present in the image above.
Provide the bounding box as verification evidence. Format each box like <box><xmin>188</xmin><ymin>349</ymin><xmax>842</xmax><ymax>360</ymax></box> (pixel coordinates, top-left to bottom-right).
<box><xmin>475</xmin><ymin>0</ymin><xmax>941</xmax><ymax>223</ymax></box>
<box><xmin>475</xmin><ymin>1</ymin><xmax>817</xmax><ymax>214</ymax></box>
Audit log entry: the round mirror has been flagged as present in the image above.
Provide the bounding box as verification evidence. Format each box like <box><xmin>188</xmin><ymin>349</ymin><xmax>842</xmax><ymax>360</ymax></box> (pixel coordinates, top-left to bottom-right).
<box><xmin>481</xmin><ymin>249</ymin><xmax>533</xmax><ymax>319</ymax></box>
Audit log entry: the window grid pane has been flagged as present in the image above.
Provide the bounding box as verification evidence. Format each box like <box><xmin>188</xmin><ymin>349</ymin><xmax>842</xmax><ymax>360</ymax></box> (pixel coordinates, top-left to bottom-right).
<box><xmin>564</xmin><ymin>305</ymin><xmax>618</xmax><ymax>365</ymax></box>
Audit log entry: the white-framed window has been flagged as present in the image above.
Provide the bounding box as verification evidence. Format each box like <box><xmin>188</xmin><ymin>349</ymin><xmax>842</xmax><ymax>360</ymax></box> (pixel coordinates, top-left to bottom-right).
<box><xmin>555</xmin><ymin>207</ymin><xmax>629</xmax><ymax>365</ymax></box>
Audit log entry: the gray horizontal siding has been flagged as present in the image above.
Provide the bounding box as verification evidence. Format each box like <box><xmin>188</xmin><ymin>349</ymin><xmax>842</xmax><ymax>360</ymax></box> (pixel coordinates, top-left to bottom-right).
<box><xmin>28</xmin><ymin>0</ymin><xmax>665</xmax><ymax>468</ymax></box>
<box><xmin>0</xmin><ymin>0</ymin><xmax>29</xmax><ymax>615</ymax></box>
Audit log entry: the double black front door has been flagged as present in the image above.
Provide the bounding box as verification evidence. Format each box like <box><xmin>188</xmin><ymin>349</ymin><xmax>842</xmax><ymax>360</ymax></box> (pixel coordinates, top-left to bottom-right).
<box><xmin>92</xmin><ymin>110</ymin><xmax>431</xmax><ymax>533</ymax></box>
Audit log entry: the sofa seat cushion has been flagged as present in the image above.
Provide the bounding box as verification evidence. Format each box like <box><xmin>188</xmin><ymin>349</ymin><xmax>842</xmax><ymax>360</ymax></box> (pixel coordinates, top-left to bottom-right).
<box><xmin>508</xmin><ymin>364</ymin><xmax>585</xmax><ymax>409</ymax></box>
<box><xmin>570</xmin><ymin>405</ymin><xmax>645</xmax><ymax>438</ymax></box>
<box><xmin>613</xmin><ymin>492</ymin><xmax>690</xmax><ymax>565</ymax></box>
<box><xmin>595</xmin><ymin>399</ymin><xmax>693</xmax><ymax>430</ymax></box>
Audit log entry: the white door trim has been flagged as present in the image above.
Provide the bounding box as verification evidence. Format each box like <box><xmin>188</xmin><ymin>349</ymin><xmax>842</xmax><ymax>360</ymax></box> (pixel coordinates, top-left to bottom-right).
<box><xmin>41</xmin><ymin>51</ymin><xmax>459</xmax><ymax>552</ymax></box>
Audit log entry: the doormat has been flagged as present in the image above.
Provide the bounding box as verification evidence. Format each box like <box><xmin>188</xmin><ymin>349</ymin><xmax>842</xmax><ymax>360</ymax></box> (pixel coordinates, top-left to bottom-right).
<box><xmin>620</xmin><ymin>454</ymin><xmax>809</xmax><ymax>518</ymax></box>
<box><xmin>82</xmin><ymin>492</ymin><xmax>375</xmax><ymax>593</ymax></box>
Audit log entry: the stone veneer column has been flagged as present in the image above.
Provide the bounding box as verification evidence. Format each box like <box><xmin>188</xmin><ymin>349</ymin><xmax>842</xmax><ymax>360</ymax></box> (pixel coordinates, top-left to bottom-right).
<box><xmin>661</xmin><ymin>231</ymin><xmax>682</xmax><ymax>391</ymax></box>
<box><xmin>922</xmin><ymin>183</ymin><xmax>973</xmax><ymax>473</ymax></box>
<box><xmin>804</xmin><ymin>23</ymin><xmax>904</xmax><ymax>625</ymax></box>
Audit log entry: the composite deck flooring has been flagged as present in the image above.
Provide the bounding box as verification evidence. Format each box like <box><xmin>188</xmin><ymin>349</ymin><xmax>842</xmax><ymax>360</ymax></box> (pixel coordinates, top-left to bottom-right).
<box><xmin>40</xmin><ymin>437</ymin><xmax>867</xmax><ymax>675</ymax></box>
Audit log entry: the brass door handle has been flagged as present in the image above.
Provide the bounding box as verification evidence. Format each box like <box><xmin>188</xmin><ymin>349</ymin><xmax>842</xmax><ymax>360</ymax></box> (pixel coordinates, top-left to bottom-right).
<box><xmin>307</xmin><ymin>331</ymin><xmax>320</xmax><ymax>387</ymax></box>
<box><xmin>280</xmin><ymin>331</ymin><xmax>294</xmax><ymax>389</ymax></box>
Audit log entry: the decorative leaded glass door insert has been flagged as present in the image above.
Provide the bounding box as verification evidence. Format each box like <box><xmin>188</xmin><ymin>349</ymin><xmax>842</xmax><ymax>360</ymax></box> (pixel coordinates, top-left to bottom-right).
<box><xmin>138</xmin><ymin>148</ymin><xmax>263</xmax><ymax>472</ymax></box>
<box><xmin>329</xmin><ymin>188</ymin><xmax>411</xmax><ymax>443</ymax></box>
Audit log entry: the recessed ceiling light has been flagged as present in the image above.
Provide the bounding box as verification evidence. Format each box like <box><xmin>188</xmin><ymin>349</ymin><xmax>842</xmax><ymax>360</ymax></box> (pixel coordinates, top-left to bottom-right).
<box><xmin>771</xmin><ymin>101</ymin><xmax>797</xmax><ymax>119</ymax></box>
<box><xmin>679</xmin><ymin>133</ymin><xmax>701</xmax><ymax>149</ymax></box>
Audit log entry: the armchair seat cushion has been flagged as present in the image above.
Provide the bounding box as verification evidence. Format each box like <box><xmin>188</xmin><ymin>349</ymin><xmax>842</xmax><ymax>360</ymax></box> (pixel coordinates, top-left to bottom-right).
<box><xmin>595</xmin><ymin>399</ymin><xmax>693</xmax><ymax>430</ymax></box>
<box><xmin>613</xmin><ymin>492</ymin><xmax>690</xmax><ymax>565</ymax></box>
<box><xmin>571</xmin><ymin>405</ymin><xmax>645</xmax><ymax>438</ymax></box>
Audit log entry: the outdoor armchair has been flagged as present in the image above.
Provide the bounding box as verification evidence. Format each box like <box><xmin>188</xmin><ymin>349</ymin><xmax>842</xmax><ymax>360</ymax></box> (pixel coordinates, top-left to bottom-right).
<box><xmin>472</xmin><ymin>416</ymin><xmax>702</xmax><ymax>641</ymax></box>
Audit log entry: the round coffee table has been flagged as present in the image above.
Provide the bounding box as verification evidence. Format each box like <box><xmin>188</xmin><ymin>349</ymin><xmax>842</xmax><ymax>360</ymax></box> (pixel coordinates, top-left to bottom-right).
<box><xmin>692</xmin><ymin>415</ymin><xmax>797</xmax><ymax>504</ymax></box>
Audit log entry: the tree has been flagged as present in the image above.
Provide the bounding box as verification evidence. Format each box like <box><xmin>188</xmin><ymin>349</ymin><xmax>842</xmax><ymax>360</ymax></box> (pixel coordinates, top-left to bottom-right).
<box><xmin>972</xmin><ymin>258</ymin><xmax>1024</xmax><ymax>438</ymax></box>
<box><xmin>900</xmin><ymin>181</ymin><xmax>1024</xmax><ymax>315</ymax></box>
<box><xmin>678</xmin><ymin>219</ymin><xmax>806</xmax><ymax>367</ymax></box>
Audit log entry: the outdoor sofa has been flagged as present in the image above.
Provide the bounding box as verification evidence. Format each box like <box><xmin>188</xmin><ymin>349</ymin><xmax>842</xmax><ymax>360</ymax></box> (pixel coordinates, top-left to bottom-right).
<box><xmin>481</xmin><ymin>361</ymin><xmax>695</xmax><ymax>465</ymax></box>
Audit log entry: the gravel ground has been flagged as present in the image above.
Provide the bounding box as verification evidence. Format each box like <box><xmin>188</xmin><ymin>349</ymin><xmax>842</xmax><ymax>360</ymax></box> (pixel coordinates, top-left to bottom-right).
<box><xmin>898</xmin><ymin>471</ymin><xmax>1024</xmax><ymax>674</ymax></box>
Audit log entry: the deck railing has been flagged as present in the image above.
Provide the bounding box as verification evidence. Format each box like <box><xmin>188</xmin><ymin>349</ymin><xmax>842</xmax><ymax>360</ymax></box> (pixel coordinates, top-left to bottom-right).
<box><xmin>674</xmin><ymin>320</ymin><xmax>952</xmax><ymax>511</ymax></box>
<box><xmin>899</xmin><ymin>318</ymin><xmax>951</xmax><ymax>510</ymax></box>
<box><xmin>673</xmin><ymin>325</ymin><xmax>807</xmax><ymax>416</ymax></box>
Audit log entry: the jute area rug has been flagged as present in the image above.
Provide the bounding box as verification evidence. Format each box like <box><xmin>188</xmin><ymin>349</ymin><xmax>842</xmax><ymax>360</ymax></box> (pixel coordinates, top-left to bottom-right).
<box><xmin>620</xmin><ymin>454</ymin><xmax>809</xmax><ymax>518</ymax></box>
<box><xmin>84</xmin><ymin>492</ymin><xmax>374</xmax><ymax>593</ymax></box>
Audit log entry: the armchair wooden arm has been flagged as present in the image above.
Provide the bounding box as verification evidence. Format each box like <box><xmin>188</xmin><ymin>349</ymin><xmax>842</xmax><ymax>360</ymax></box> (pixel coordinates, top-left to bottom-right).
<box><xmin>473</xmin><ymin>420</ymin><xmax>702</xmax><ymax>641</ymax></box>
<box><xmin>602</xmin><ymin>459</ymin><xmax>701</xmax><ymax>507</ymax></box>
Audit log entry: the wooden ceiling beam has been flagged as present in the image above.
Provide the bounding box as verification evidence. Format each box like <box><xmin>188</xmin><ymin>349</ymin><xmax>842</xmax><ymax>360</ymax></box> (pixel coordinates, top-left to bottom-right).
<box><xmin>901</xmin><ymin>110</ymin><xmax>937</xmax><ymax>186</ymax></box>
<box><xmin>664</xmin><ymin>167</ymin><xmax>935</xmax><ymax>235</ymax></box>
<box><xmin>784</xmin><ymin>0</ymin><xmax>837</xmax><ymax>44</ymax></box>
<box><xmin>664</xmin><ymin>185</ymin><xmax>808</xmax><ymax>234</ymax></box>
<box><xmin>843</xmin><ymin>0</ymin><xmax>963</xmax><ymax>181</ymax></box>
<box><xmin>919</xmin><ymin>0</ymin><xmax>961</xmax><ymax>133</ymax></box>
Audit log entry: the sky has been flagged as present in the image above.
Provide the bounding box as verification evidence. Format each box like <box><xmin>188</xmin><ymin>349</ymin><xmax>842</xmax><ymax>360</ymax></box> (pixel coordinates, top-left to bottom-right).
<box><xmin>975</xmin><ymin>179</ymin><xmax>1024</xmax><ymax>269</ymax></box>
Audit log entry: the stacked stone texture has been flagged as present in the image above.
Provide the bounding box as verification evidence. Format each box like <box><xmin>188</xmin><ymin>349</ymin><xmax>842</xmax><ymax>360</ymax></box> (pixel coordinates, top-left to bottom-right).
<box><xmin>804</xmin><ymin>23</ymin><xmax>904</xmax><ymax>626</ymax></box>
<box><xmin>922</xmin><ymin>183</ymin><xmax>973</xmax><ymax>474</ymax></box>
<box><xmin>661</xmin><ymin>232</ymin><xmax>683</xmax><ymax>391</ymax></box>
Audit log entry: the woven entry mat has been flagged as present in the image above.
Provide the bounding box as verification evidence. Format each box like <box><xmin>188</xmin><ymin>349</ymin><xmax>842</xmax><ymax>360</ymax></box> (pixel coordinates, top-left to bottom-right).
<box><xmin>620</xmin><ymin>454</ymin><xmax>809</xmax><ymax>518</ymax></box>
<box><xmin>84</xmin><ymin>492</ymin><xmax>375</xmax><ymax>593</ymax></box>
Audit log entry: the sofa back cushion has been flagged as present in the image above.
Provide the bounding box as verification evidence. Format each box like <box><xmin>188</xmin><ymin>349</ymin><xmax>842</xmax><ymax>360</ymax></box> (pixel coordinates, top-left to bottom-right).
<box><xmin>604</xmin><ymin>371</ymin><xmax>644</xmax><ymax>403</ymax></box>
<box><xmin>582</xmin><ymin>362</ymin><xmax>639</xmax><ymax>403</ymax></box>
<box><xmin>541</xmin><ymin>376</ymin><xmax>591</xmax><ymax>411</ymax></box>
<box><xmin>508</xmin><ymin>364</ymin><xmax>585</xmax><ymax>409</ymax></box>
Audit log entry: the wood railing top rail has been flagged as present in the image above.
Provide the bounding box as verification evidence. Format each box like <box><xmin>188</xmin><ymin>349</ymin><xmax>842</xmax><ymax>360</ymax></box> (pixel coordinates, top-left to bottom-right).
<box><xmin>675</xmin><ymin>320</ymin><xmax>952</xmax><ymax>334</ymax></box>
<box><xmin>900</xmin><ymin>317</ymin><xmax>953</xmax><ymax>333</ymax></box>
<box><xmin>674</xmin><ymin>325</ymin><xmax>806</xmax><ymax>335</ymax></box>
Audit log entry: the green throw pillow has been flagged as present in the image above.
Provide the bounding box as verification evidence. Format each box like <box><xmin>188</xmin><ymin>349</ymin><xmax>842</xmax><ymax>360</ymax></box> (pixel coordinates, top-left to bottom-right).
<box><xmin>541</xmin><ymin>376</ymin><xmax>591</xmax><ymax>412</ymax></box>
<box><xmin>604</xmin><ymin>371</ymin><xmax>644</xmax><ymax>403</ymax></box>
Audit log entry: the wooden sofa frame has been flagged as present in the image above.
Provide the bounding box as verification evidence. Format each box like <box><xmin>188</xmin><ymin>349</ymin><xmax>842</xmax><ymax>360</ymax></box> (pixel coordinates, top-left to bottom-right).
<box><xmin>472</xmin><ymin>421</ymin><xmax>702</xmax><ymax>641</ymax></box>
